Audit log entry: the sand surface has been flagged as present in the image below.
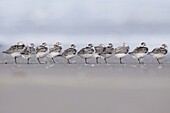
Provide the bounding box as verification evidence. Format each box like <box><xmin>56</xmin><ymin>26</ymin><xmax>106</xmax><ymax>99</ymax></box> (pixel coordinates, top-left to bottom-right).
<box><xmin>0</xmin><ymin>53</ymin><xmax>170</xmax><ymax>113</ymax></box>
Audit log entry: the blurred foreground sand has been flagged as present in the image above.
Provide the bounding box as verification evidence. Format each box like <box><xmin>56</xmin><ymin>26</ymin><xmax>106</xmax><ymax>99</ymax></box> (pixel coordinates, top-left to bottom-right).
<box><xmin>0</xmin><ymin>54</ymin><xmax>170</xmax><ymax>113</ymax></box>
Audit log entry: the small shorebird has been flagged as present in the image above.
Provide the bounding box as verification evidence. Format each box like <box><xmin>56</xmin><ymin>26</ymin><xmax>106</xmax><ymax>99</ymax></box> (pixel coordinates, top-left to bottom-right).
<box><xmin>114</xmin><ymin>43</ymin><xmax>129</xmax><ymax>64</ymax></box>
<box><xmin>61</xmin><ymin>44</ymin><xmax>77</xmax><ymax>64</ymax></box>
<box><xmin>101</xmin><ymin>43</ymin><xmax>114</xmax><ymax>63</ymax></box>
<box><xmin>148</xmin><ymin>44</ymin><xmax>168</xmax><ymax>64</ymax></box>
<box><xmin>2</xmin><ymin>41</ymin><xmax>25</xmax><ymax>64</ymax></box>
<box><xmin>94</xmin><ymin>44</ymin><xmax>104</xmax><ymax>63</ymax></box>
<box><xmin>36</xmin><ymin>42</ymin><xmax>48</xmax><ymax>64</ymax></box>
<box><xmin>77</xmin><ymin>44</ymin><xmax>95</xmax><ymax>64</ymax></box>
<box><xmin>129</xmin><ymin>42</ymin><xmax>148</xmax><ymax>64</ymax></box>
<box><xmin>48</xmin><ymin>42</ymin><xmax>62</xmax><ymax>63</ymax></box>
<box><xmin>21</xmin><ymin>43</ymin><xmax>36</xmax><ymax>64</ymax></box>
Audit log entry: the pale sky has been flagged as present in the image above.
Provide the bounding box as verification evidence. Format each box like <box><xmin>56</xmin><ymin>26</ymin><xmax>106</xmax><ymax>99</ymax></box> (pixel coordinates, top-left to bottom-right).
<box><xmin>0</xmin><ymin>0</ymin><xmax>170</xmax><ymax>45</ymax></box>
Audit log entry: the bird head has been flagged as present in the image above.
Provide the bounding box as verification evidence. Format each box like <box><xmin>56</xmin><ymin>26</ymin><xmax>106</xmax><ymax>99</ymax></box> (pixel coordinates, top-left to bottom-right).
<box><xmin>88</xmin><ymin>44</ymin><xmax>93</xmax><ymax>47</ymax></box>
<box><xmin>17</xmin><ymin>41</ymin><xmax>24</xmax><ymax>46</ymax></box>
<box><xmin>162</xmin><ymin>44</ymin><xmax>168</xmax><ymax>50</ymax></box>
<box><xmin>122</xmin><ymin>42</ymin><xmax>129</xmax><ymax>47</ymax></box>
<box><xmin>141</xmin><ymin>42</ymin><xmax>146</xmax><ymax>47</ymax></box>
<box><xmin>71</xmin><ymin>44</ymin><xmax>76</xmax><ymax>48</ymax></box>
<box><xmin>29</xmin><ymin>43</ymin><xmax>34</xmax><ymax>47</ymax></box>
<box><xmin>108</xmin><ymin>43</ymin><xmax>113</xmax><ymax>47</ymax></box>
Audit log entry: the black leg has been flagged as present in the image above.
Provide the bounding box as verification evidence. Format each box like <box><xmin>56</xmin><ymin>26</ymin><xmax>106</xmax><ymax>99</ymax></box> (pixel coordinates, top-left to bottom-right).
<box><xmin>157</xmin><ymin>59</ymin><xmax>161</xmax><ymax>64</ymax></box>
<box><xmin>37</xmin><ymin>58</ymin><xmax>41</xmax><ymax>64</ymax></box>
<box><xmin>138</xmin><ymin>58</ymin><xmax>141</xmax><ymax>64</ymax></box>
<box><xmin>67</xmin><ymin>59</ymin><xmax>70</xmax><ymax>64</ymax></box>
<box><xmin>52</xmin><ymin>58</ymin><xmax>56</xmax><ymax>63</ymax></box>
<box><xmin>85</xmin><ymin>58</ymin><xmax>88</xmax><ymax>64</ymax></box>
<box><xmin>120</xmin><ymin>58</ymin><xmax>122</xmax><ymax>64</ymax></box>
<box><xmin>14</xmin><ymin>57</ymin><xmax>17</xmax><ymax>64</ymax></box>
<box><xmin>104</xmin><ymin>58</ymin><xmax>107</xmax><ymax>63</ymax></box>
<box><xmin>138</xmin><ymin>58</ymin><xmax>144</xmax><ymax>64</ymax></box>
<box><xmin>96</xmin><ymin>57</ymin><xmax>99</xmax><ymax>63</ymax></box>
<box><xmin>27</xmin><ymin>58</ymin><xmax>30</xmax><ymax>64</ymax></box>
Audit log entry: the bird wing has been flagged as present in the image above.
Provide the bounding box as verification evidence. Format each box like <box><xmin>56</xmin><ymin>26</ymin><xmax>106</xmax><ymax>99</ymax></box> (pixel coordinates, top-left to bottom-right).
<box><xmin>102</xmin><ymin>47</ymin><xmax>114</xmax><ymax>54</ymax></box>
<box><xmin>114</xmin><ymin>46</ymin><xmax>129</xmax><ymax>54</ymax></box>
<box><xmin>78</xmin><ymin>47</ymin><xmax>94</xmax><ymax>54</ymax></box>
<box><xmin>36</xmin><ymin>46</ymin><xmax>48</xmax><ymax>53</ymax></box>
<box><xmin>152</xmin><ymin>47</ymin><xmax>167</xmax><ymax>54</ymax></box>
<box><xmin>95</xmin><ymin>46</ymin><xmax>104</xmax><ymax>54</ymax></box>
<box><xmin>49</xmin><ymin>46</ymin><xmax>62</xmax><ymax>53</ymax></box>
<box><xmin>62</xmin><ymin>48</ymin><xmax>77</xmax><ymax>56</ymax></box>
<box><xmin>21</xmin><ymin>46</ymin><xmax>30</xmax><ymax>55</ymax></box>
<box><xmin>4</xmin><ymin>45</ymin><xmax>18</xmax><ymax>53</ymax></box>
<box><xmin>132</xmin><ymin>47</ymin><xmax>148</xmax><ymax>53</ymax></box>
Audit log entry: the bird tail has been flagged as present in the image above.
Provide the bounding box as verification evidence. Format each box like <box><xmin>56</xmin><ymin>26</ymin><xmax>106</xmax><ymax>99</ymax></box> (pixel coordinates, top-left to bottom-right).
<box><xmin>20</xmin><ymin>49</ymin><xmax>26</xmax><ymax>54</ymax></box>
<box><xmin>57</xmin><ymin>54</ymin><xmax>62</xmax><ymax>57</ymax></box>
<box><xmin>129</xmin><ymin>52</ymin><xmax>133</xmax><ymax>54</ymax></box>
<box><xmin>147</xmin><ymin>52</ymin><xmax>152</xmax><ymax>55</ymax></box>
<box><xmin>20</xmin><ymin>52</ymin><xmax>25</xmax><ymax>55</ymax></box>
<box><xmin>2</xmin><ymin>51</ymin><xmax>8</xmax><ymax>54</ymax></box>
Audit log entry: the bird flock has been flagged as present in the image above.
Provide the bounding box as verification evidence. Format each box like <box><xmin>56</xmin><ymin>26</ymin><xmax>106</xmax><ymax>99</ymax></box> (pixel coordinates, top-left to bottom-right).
<box><xmin>2</xmin><ymin>41</ymin><xmax>168</xmax><ymax>64</ymax></box>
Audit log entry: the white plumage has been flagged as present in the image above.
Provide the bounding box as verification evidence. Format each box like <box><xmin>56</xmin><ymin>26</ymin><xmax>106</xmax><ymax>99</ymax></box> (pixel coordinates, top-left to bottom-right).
<box><xmin>2</xmin><ymin>41</ymin><xmax>25</xmax><ymax>64</ymax></box>
<box><xmin>93</xmin><ymin>44</ymin><xmax>104</xmax><ymax>63</ymax></box>
<box><xmin>77</xmin><ymin>44</ymin><xmax>95</xmax><ymax>64</ymax></box>
<box><xmin>21</xmin><ymin>43</ymin><xmax>36</xmax><ymax>64</ymax></box>
<box><xmin>114</xmin><ymin>43</ymin><xmax>129</xmax><ymax>64</ymax></box>
<box><xmin>129</xmin><ymin>42</ymin><xmax>148</xmax><ymax>64</ymax></box>
<box><xmin>36</xmin><ymin>42</ymin><xmax>48</xmax><ymax>64</ymax></box>
<box><xmin>61</xmin><ymin>44</ymin><xmax>77</xmax><ymax>64</ymax></box>
<box><xmin>148</xmin><ymin>44</ymin><xmax>168</xmax><ymax>64</ymax></box>
<box><xmin>101</xmin><ymin>43</ymin><xmax>114</xmax><ymax>63</ymax></box>
<box><xmin>47</xmin><ymin>42</ymin><xmax>62</xmax><ymax>63</ymax></box>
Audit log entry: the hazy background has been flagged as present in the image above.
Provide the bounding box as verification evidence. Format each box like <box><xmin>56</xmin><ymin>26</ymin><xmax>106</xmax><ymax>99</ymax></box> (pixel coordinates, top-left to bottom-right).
<box><xmin>0</xmin><ymin>0</ymin><xmax>170</xmax><ymax>47</ymax></box>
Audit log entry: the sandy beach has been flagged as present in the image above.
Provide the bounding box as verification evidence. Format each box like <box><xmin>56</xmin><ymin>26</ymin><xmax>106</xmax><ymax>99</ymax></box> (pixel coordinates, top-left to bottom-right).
<box><xmin>0</xmin><ymin>53</ymin><xmax>170</xmax><ymax>113</ymax></box>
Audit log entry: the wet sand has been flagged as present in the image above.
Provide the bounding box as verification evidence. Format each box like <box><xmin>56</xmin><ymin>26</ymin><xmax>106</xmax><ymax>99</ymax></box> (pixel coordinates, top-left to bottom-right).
<box><xmin>0</xmin><ymin>53</ymin><xmax>170</xmax><ymax>113</ymax></box>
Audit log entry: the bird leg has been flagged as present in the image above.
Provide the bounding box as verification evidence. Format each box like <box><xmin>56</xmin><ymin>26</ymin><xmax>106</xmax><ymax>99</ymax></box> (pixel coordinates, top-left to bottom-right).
<box><xmin>96</xmin><ymin>57</ymin><xmax>99</xmax><ymax>63</ymax></box>
<box><xmin>37</xmin><ymin>58</ymin><xmax>41</xmax><ymax>64</ymax></box>
<box><xmin>52</xmin><ymin>58</ymin><xmax>56</xmax><ymax>63</ymax></box>
<box><xmin>67</xmin><ymin>59</ymin><xmax>70</xmax><ymax>64</ymax></box>
<box><xmin>138</xmin><ymin>58</ymin><xmax>141</xmax><ymax>64</ymax></box>
<box><xmin>27</xmin><ymin>58</ymin><xmax>30</xmax><ymax>64</ymax></box>
<box><xmin>85</xmin><ymin>58</ymin><xmax>88</xmax><ymax>64</ymax></box>
<box><xmin>120</xmin><ymin>58</ymin><xmax>123</xmax><ymax>64</ymax></box>
<box><xmin>138</xmin><ymin>58</ymin><xmax>144</xmax><ymax>64</ymax></box>
<box><xmin>157</xmin><ymin>59</ymin><xmax>161</xmax><ymax>64</ymax></box>
<box><xmin>14</xmin><ymin>57</ymin><xmax>17</xmax><ymax>64</ymax></box>
<box><xmin>104</xmin><ymin>58</ymin><xmax>107</xmax><ymax>63</ymax></box>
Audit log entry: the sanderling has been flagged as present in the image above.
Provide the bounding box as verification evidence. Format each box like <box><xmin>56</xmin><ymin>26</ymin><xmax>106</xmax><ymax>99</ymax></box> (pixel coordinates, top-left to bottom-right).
<box><xmin>61</xmin><ymin>44</ymin><xmax>77</xmax><ymax>64</ymax></box>
<box><xmin>21</xmin><ymin>43</ymin><xmax>36</xmax><ymax>64</ymax></box>
<box><xmin>77</xmin><ymin>44</ymin><xmax>95</xmax><ymax>64</ymax></box>
<box><xmin>36</xmin><ymin>42</ymin><xmax>48</xmax><ymax>64</ymax></box>
<box><xmin>101</xmin><ymin>43</ymin><xmax>114</xmax><ymax>63</ymax></box>
<box><xmin>148</xmin><ymin>44</ymin><xmax>168</xmax><ymax>64</ymax></box>
<box><xmin>114</xmin><ymin>43</ymin><xmax>129</xmax><ymax>64</ymax></box>
<box><xmin>129</xmin><ymin>42</ymin><xmax>148</xmax><ymax>64</ymax></box>
<box><xmin>48</xmin><ymin>42</ymin><xmax>62</xmax><ymax>63</ymax></box>
<box><xmin>93</xmin><ymin>44</ymin><xmax>105</xmax><ymax>63</ymax></box>
<box><xmin>2</xmin><ymin>41</ymin><xmax>25</xmax><ymax>64</ymax></box>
